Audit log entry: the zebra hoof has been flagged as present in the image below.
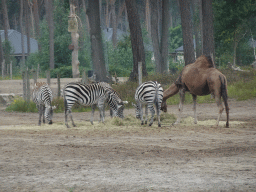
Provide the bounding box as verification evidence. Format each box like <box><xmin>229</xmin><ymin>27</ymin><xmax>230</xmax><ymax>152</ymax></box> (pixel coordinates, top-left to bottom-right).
<box><xmin>145</xmin><ymin>121</ymin><xmax>147</xmax><ymax>124</ymax></box>
<box><xmin>48</xmin><ymin>120</ymin><xmax>53</xmax><ymax>125</ymax></box>
<box><xmin>149</xmin><ymin>123</ymin><xmax>153</xmax><ymax>126</ymax></box>
<box><xmin>158</xmin><ymin>123</ymin><xmax>161</xmax><ymax>127</ymax></box>
<box><xmin>141</xmin><ymin>122</ymin><xmax>144</xmax><ymax>125</ymax></box>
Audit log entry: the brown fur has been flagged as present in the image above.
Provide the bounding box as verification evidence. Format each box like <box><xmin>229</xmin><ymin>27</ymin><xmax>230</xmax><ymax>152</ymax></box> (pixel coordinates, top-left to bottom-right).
<box><xmin>161</xmin><ymin>55</ymin><xmax>229</xmax><ymax>128</ymax></box>
<box><xmin>33</xmin><ymin>82</ymin><xmax>48</xmax><ymax>91</ymax></box>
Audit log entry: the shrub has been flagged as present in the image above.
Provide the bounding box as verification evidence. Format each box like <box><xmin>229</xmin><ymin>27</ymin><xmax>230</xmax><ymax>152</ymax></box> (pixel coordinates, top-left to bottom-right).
<box><xmin>6</xmin><ymin>97</ymin><xmax>37</xmax><ymax>113</ymax></box>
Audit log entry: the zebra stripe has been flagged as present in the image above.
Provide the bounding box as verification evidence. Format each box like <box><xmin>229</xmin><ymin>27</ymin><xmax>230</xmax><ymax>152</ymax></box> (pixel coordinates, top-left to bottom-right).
<box><xmin>133</xmin><ymin>81</ymin><xmax>163</xmax><ymax>127</ymax></box>
<box><xmin>63</xmin><ymin>82</ymin><xmax>125</xmax><ymax>128</ymax></box>
<box><xmin>32</xmin><ymin>82</ymin><xmax>55</xmax><ymax>125</ymax></box>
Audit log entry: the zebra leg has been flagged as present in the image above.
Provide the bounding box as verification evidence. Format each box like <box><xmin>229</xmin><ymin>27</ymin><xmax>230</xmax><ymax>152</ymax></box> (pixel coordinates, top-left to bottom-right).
<box><xmin>42</xmin><ymin>106</ymin><xmax>46</xmax><ymax>124</ymax></box>
<box><xmin>90</xmin><ymin>104</ymin><xmax>96</xmax><ymax>125</ymax></box>
<box><xmin>38</xmin><ymin>105</ymin><xmax>42</xmax><ymax>126</ymax></box>
<box><xmin>144</xmin><ymin>104</ymin><xmax>148</xmax><ymax>124</ymax></box>
<box><xmin>139</xmin><ymin>104</ymin><xmax>144</xmax><ymax>125</ymax></box>
<box><xmin>98</xmin><ymin>100</ymin><xmax>105</xmax><ymax>123</ymax></box>
<box><xmin>156</xmin><ymin>102</ymin><xmax>161</xmax><ymax>127</ymax></box>
<box><xmin>148</xmin><ymin>105</ymin><xmax>155</xmax><ymax>126</ymax></box>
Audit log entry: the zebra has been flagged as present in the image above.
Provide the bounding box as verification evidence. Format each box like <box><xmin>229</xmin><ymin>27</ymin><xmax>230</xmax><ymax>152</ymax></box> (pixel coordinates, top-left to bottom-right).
<box><xmin>63</xmin><ymin>82</ymin><xmax>127</xmax><ymax>128</ymax></box>
<box><xmin>132</xmin><ymin>81</ymin><xmax>163</xmax><ymax>127</ymax></box>
<box><xmin>32</xmin><ymin>82</ymin><xmax>56</xmax><ymax>126</ymax></box>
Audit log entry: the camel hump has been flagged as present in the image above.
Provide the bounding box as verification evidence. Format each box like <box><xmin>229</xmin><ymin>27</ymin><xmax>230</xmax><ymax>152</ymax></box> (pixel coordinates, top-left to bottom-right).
<box><xmin>194</xmin><ymin>55</ymin><xmax>214</xmax><ymax>68</ymax></box>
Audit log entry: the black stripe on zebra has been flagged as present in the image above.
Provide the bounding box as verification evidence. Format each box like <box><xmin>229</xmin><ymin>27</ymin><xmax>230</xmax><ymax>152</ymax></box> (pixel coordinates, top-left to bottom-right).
<box><xmin>133</xmin><ymin>81</ymin><xmax>163</xmax><ymax>127</ymax></box>
<box><xmin>63</xmin><ymin>82</ymin><xmax>126</xmax><ymax>128</ymax></box>
<box><xmin>32</xmin><ymin>82</ymin><xmax>56</xmax><ymax>125</ymax></box>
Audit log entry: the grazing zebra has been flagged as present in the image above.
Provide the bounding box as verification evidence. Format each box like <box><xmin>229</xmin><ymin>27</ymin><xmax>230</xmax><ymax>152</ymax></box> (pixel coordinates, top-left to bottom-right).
<box><xmin>32</xmin><ymin>82</ymin><xmax>56</xmax><ymax>126</ymax></box>
<box><xmin>133</xmin><ymin>81</ymin><xmax>163</xmax><ymax>127</ymax></box>
<box><xmin>63</xmin><ymin>82</ymin><xmax>126</xmax><ymax>128</ymax></box>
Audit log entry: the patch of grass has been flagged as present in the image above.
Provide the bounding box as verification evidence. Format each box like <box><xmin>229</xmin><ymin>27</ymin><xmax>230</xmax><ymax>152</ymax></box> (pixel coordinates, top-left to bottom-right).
<box><xmin>228</xmin><ymin>77</ymin><xmax>256</xmax><ymax>100</ymax></box>
<box><xmin>5</xmin><ymin>96</ymin><xmax>37</xmax><ymax>112</ymax></box>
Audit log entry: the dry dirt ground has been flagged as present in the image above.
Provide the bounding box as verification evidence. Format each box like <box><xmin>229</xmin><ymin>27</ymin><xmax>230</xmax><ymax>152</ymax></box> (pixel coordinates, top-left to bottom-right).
<box><xmin>0</xmin><ymin>79</ymin><xmax>256</xmax><ymax>191</ymax></box>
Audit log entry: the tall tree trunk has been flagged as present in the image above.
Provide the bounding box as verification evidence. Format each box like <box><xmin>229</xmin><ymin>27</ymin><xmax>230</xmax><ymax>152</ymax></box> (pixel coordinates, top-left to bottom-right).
<box><xmin>160</xmin><ymin>0</ymin><xmax>171</xmax><ymax>73</ymax></box>
<box><xmin>20</xmin><ymin>0</ymin><xmax>25</xmax><ymax>69</ymax></box>
<box><xmin>145</xmin><ymin>0</ymin><xmax>151</xmax><ymax>35</ymax></box>
<box><xmin>0</xmin><ymin>36</ymin><xmax>3</xmax><ymax>68</ymax></box>
<box><xmin>125</xmin><ymin>0</ymin><xmax>147</xmax><ymax>81</ymax></box>
<box><xmin>202</xmin><ymin>0</ymin><xmax>215</xmax><ymax>66</ymax></box>
<box><xmin>25</xmin><ymin>0</ymin><xmax>31</xmax><ymax>56</ymax></box>
<box><xmin>33</xmin><ymin>0</ymin><xmax>41</xmax><ymax>51</ymax></box>
<box><xmin>150</xmin><ymin>0</ymin><xmax>162</xmax><ymax>73</ymax></box>
<box><xmin>192</xmin><ymin>0</ymin><xmax>202</xmax><ymax>58</ymax></box>
<box><xmin>110</xmin><ymin>0</ymin><xmax>117</xmax><ymax>47</ymax></box>
<box><xmin>179</xmin><ymin>0</ymin><xmax>195</xmax><ymax>65</ymax></box>
<box><xmin>2</xmin><ymin>0</ymin><xmax>10</xmax><ymax>41</ymax></box>
<box><xmin>87</xmin><ymin>0</ymin><xmax>109</xmax><ymax>82</ymax></box>
<box><xmin>46</xmin><ymin>0</ymin><xmax>55</xmax><ymax>69</ymax></box>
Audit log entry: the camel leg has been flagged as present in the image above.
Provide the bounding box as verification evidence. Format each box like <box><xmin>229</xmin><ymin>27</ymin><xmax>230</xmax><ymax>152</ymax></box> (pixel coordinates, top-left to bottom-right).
<box><xmin>174</xmin><ymin>89</ymin><xmax>185</xmax><ymax>125</ymax></box>
<box><xmin>192</xmin><ymin>94</ymin><xmax>197</xmax><ymax>124</ymax></box>
<box><xmin>215</xmin><ymin>96</ymin><xmax>224</xmax><ymax>126</ymax></box>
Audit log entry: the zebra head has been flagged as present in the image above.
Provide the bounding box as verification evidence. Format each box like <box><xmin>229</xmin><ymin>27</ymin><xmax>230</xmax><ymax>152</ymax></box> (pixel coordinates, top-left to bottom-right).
<box><xmin>132</xmin><ymin>102</ymin><xmax>141</xmax><ymax>119</ymax></box>
<box><xmin>106</xmin><ymin>89</ymin><xmax>127</xmax><ymax>119</ymax></box>
<box><xmin>44</xmin><ymin>105</ymin><xmax>56</xmax><ymax>124</ymax></box>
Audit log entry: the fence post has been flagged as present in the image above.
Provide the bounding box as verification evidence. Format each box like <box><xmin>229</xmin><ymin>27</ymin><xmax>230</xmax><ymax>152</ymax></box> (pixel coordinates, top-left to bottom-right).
<box><xmin>57</xmin><ymin>73</ymin><xmax>61</xmax><ymax>97</ymax></box>
<box><xmin>26</xmin><ymin>68</ymin><xmax>30</xmax><ymax>103</ymax></box>
<box><xmin>10</xmin><ymin>61</ymin><xmax>12</xmax><ymax>80</ymax></box>
<box><xmin>2</xmin><ymin>59</ymin><xmax>5</xmax><ymax>79</ymax></box>
<box><xmin>81</xmin><ymin>70</ymin><xmax>87</xmax><ymax>84</ymax></box>
<box><xmin>37</xmin><ymin>64</ymin><xmax>40</xmax><ymax>78</ymax></box>
<box><xmin>46</xmin><ymin>70</ymin><xmax>51</xmax><ymax>85</ymax></box>
<box><xmin>22</xmin><ymin>70</ymin><xmax>27</xmax><ymax>100</ymax></box>
<box><xmin>32</xmin><ymin>69</ymin><xmax>37</xmax><ymax>84</ymax></box>
<box><xmin>138</xmin><ymin>61</ymin><xmax>142</xmax><ymax>85</ymax></box>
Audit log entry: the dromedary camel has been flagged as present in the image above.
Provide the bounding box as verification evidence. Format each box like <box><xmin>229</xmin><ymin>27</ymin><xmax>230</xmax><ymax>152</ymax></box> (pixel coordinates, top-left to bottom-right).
<box><xmin>161</xmin><ymin>55</ymin><xmax>229</xmax><ymax>128</ymax></box>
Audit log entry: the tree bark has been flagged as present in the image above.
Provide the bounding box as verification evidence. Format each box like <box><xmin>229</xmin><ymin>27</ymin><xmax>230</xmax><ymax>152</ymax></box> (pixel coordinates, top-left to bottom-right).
<box><xmin>125</xmin><ymin>0</ymin><xmax>147</xmax><ymax>81</ymax></box>
<box><xmin>87</xmin><ymin>0</ymin><xmax>108</xmax><ymax>82</ymax></box>
<box><xmin>202</xmin><ymin>0</ymin><xmax>215</xmax><ymax>66</ymax></box>
<box><xmin>2</xmin><ymin>0</ymin><xmax>10</xmax><ymax>41</ymax></box>
<box><xmin>110</xmin><ymin>0</ymin><xmax>117</xmax><ymax>47</ymax></box>
<box><xmin>20</xmin><ymin>0</ymin><xmax>26</xmax><ymax>69</ymax></box>
<box><xmin>33</xmin><ymin>0</ymin><xmax>41</xmax><ymax>51</ymax></box>
<box><xmin>150</xmin><ymin>0</ymin><xmax>162</xmax><ymax>73</ymax></box>
<box><xmin>192</xmin><ymin>0</ymin><xmax>202</xmax><ymax>58</ymax></box>
<box><xmin>179</xmin><ymin>0</ymin><xmax>195</xmax><ymax>65</ymax></box>
<box><xmin>160</xmin><ymin>0</ymin><xmax>171</xmax><ymax>73</ymax></box>
<box><xmin>69</xmin><ymin>3</ymin><xmax>80</xmax><ymax>78</ymax></box>
<box><xmin>45</xmin><ymin>0</ymin><xmax>55</xmax><ymax>69</ymax></box>
<box><xmin>25</xmin><ymin>0</ymin><xmax>31</xmax><ymax>56</ymax></box>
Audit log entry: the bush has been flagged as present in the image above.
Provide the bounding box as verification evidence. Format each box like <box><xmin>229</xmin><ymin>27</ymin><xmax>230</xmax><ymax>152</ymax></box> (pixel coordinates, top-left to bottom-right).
<box><xmin>6</xmin><ymin>97</ymin><xmax>37</xmax><ymax>113</ymax></box>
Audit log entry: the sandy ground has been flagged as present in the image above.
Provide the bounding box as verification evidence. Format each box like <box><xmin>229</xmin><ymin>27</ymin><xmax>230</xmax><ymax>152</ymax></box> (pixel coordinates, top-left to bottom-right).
<box><xmin>0</xmin><ymin>79</ymin><xmax>256</xmax><ymax>191</ymax></box>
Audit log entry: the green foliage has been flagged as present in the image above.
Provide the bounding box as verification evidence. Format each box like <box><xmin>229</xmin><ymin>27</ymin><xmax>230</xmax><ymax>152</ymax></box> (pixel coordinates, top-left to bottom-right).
<box><xmin>169</xmin><ymin>25</ymin><xmax>183</xmax><ymax>53</ymax></box>
<box><xmin>6</xmin><ymin>97</ymin><xmax>37</xmax><ymax>113</ymax></box>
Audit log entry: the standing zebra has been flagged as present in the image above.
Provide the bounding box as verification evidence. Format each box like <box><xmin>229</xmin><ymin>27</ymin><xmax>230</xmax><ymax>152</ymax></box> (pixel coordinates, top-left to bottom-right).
<box><xmin>133</xmin><ymin>81</ymin><xmax>163</xmax><ymax>127</ymax></box>
<box><xmin>63</xmin><ymin>82</ymin><xmax>126</xmax><ymax>128</ymax></box>
<box><xmin>32</xmin><ymin>82</ymin><xmax>56</xmax><ymax>126</ymax></box>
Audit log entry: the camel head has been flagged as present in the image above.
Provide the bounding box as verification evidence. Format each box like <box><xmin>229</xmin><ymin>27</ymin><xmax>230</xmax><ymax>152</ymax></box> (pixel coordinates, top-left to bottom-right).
<box><xmin>160</xmin><ymin>100</ymin><xmax>167</xmax><ymax>112</ymax></box>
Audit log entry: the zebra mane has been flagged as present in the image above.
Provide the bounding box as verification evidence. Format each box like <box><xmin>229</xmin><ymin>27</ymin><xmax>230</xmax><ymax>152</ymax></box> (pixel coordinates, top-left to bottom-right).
<box><xmin>33</xmin><ymin>82</ymin><xmax>49</xmax><ymax>91</ymax></box>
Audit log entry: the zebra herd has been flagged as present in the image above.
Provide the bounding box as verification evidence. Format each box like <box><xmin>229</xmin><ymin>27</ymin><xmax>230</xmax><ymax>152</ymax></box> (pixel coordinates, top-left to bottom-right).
<box><xmin>32</xmin><ymin>81</ymin><xmax>164</xmax><ymax>127</ymax></box>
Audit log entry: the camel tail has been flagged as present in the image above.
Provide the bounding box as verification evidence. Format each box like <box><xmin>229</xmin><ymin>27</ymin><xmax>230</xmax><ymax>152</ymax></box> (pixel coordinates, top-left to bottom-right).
<box><xmin>220</xmin><ymin>75</ymin><xmax>229</xmax><ymax>128</ymax></box>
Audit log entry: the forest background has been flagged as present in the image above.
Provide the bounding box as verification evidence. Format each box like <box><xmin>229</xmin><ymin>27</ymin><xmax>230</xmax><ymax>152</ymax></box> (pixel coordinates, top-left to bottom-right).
<box><xmin>0</xmin><ymin>0</ymin><xmax>256</xmax><ymax>80</ymax></box>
